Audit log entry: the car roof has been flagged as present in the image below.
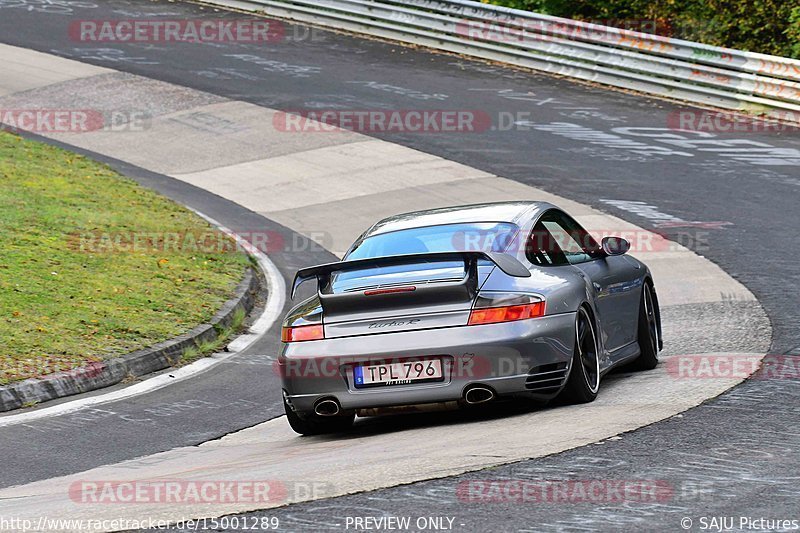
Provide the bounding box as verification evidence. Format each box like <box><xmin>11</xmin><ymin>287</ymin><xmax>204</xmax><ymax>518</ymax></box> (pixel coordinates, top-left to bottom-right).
<box><xmin>363</xmin><ymin>201</ymin><xmax>557</xmax><ymax>237</ymax></box>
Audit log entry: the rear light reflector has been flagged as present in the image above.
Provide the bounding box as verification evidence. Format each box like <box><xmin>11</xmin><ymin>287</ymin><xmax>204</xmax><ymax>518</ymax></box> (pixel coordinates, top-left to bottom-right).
<box><xmin>281</xmin><ymin>324</ymin><xmax>324</xmax><ymax>342</ymax></box>
<box><xmin>468</xmin><ymin>302</ymin><xmax>545</xmax><ymax>326</ymax></box>
<box><xmin>364</xmin><ymin>286</ymin><xmax>417</xmax><ymax>296</ymax></box>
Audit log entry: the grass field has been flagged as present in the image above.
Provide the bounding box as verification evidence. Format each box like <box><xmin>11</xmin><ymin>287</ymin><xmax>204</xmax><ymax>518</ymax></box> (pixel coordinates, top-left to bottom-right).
<box><xmin>0</xmin><ymin>132</ymin><xmax>252</xmax><ymax>384</ymax></box>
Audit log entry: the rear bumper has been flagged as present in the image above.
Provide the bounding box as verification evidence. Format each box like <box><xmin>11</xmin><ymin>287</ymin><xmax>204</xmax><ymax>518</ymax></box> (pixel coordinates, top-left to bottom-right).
<box><xmin>279</xmin><ymin>313</ymin><xmax>576</xmax><ymax>413</ymax></box>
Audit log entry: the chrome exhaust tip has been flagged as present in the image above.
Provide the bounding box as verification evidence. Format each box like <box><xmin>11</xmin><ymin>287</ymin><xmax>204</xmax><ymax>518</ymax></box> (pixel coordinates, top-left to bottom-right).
<box><xmin>314</xmin><ymin>398</ymin><xmax>341</xmax><ymax>417</ymax></box>
<box><xmin>464</xmin><ymin>386</ymin><xmax>495</xmax><ymax>405</ymax></box>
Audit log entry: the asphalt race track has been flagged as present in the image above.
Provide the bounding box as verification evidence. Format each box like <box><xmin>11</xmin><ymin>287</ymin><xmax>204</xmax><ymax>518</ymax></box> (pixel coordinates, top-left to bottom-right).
<box><xmin>0</xmin><ymin>0</ymin><xmax>798</xmax><ymax>531</ymax></box>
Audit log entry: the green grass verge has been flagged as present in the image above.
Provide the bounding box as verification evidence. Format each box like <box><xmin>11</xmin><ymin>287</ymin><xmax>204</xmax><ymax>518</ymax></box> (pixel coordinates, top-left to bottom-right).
<box><xmin>0</xmin><ymin>132</ymin><xmax>252</xmax><ymax>384</ymax></box>
<box><xmin>178</xmin><ymin>307</ymin><xmax>248</xmax><ymax>365</ymax></box>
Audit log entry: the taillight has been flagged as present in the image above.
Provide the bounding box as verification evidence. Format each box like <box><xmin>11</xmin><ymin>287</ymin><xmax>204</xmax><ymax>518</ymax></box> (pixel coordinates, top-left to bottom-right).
<box><xmin>281</xmin><ymin>324</ymin><xmax>324</xmax><ymax>342</ymax></box>
<box><xmin>468</xmin><ymin>293</ymin><xmax>545</xmax><ymax>326</ymax></box>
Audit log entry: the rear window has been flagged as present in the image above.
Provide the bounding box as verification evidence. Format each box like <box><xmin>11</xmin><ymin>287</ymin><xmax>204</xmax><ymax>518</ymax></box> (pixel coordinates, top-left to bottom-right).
<box><xmin>346</xmin><ymin>222</ymin><xmax>519</xmax><ymax>260</ymax></box>
<box><xmin>332</xmin><ymin>223</ymin><xmax>519</xmax><ymax>293</ymax></box>
<box><xmin>330</xmin><ymin>261</ymin><xmax>467</xmax><ymax>293</ymax></box>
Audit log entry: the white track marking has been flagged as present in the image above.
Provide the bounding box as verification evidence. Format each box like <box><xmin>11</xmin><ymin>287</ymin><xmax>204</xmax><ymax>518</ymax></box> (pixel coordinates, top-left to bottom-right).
<box><xmin>193</xmin><ymin>211</ymin><xmax>286</xmax><ymax>353</ymax></box>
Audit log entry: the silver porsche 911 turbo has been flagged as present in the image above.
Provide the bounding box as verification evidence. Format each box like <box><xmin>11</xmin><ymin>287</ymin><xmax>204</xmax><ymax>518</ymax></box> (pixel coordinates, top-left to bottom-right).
<box><xmin>279</xmin><ymin>201</ymin><xmax>662</xmax><ymax>435</ymax></box>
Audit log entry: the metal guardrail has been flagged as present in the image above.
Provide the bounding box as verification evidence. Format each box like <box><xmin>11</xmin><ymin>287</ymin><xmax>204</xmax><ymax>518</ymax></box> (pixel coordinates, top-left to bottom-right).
<box><xmin>214</xmin><ymin>0</ymin><xmax>800</xmax><ymax>122</ymax></box>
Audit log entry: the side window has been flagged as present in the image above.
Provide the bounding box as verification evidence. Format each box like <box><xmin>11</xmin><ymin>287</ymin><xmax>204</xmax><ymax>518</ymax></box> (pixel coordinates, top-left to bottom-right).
<box><xmin>526</xmin><ymin>221</ymin><xmax>569</xmax><ymax>266</ymax></box>
<box><xmin>538</xmin><ymin>211</ymin><xmax>602</xmax><ymax>265</ymax></box>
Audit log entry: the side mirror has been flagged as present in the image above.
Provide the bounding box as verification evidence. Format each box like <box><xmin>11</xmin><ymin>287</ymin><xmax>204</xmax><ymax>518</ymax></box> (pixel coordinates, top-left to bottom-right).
<box><xmin>601</xmin><ymin>236</ymin><xmax>630</xmax><ymax>256</ymax></box>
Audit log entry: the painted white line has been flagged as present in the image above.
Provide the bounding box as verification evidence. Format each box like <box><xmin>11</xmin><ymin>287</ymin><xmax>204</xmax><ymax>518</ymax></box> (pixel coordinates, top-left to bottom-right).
<box><xmin>194</xmin><ymin>211</ymin><xmax>287</xmax><ymax>353</ymax></box>
<box><xmin>0</xmin><ymin>212</ymin><xmax>286</xmax><ymax>428</ymax></box>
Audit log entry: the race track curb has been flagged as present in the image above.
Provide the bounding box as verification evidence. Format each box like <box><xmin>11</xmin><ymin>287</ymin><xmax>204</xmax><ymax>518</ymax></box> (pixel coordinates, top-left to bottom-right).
<box><xmin>0</xmin><ymin>267</ymin><xmax>260</xmax><ymax>413</ymax></box>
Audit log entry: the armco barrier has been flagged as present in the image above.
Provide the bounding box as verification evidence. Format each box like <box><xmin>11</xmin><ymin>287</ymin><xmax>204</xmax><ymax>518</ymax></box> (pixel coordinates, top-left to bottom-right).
<box><xmin>209</xmin><ymin>0</ymin><xmax>800</xmax><ymax>123</ymax></box>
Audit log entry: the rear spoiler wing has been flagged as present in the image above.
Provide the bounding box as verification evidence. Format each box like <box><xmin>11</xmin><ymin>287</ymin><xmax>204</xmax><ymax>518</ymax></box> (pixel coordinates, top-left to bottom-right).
<box><xmin>291</xmin><ymin>251</ymin><xmax>530</xmax><ymax>299</ymax></box>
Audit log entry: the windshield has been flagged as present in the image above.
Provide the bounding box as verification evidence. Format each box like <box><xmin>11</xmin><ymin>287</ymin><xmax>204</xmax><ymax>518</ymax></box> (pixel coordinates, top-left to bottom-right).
<box><xmin>346</xmin><ymin>222</ymin><xmax>519</xmax><ymax>259</ymax></box>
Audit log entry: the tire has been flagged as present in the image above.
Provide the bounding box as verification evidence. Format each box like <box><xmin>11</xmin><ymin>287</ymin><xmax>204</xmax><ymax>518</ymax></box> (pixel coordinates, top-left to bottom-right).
<box><xmin>559</xmin><ymin>306</ymin><xmax>600</xmax><ymax>404</ymax></box>
<box><xmin>632</xmin><ymin>282</ymin><xmax>660</xmax><ymax>371</ymax></box>
<box><xmin>284</xmin><ymin>399</ymin><xmax>355</xmax><ymax>436</ymax></box>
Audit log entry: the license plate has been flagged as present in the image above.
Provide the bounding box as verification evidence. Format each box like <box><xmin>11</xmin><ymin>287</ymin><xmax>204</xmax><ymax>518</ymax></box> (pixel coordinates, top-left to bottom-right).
<box><xmin>354</xmin><ymin>359</ymin><xmax>444</xmax><ymax>388</ymax></box>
